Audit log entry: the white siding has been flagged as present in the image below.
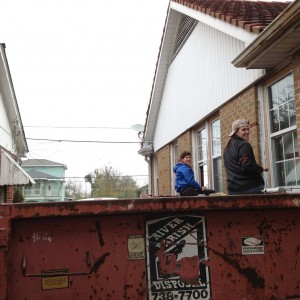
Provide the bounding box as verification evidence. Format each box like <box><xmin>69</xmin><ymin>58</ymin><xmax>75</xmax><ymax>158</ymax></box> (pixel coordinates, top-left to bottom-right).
<box><xmin>153</xmin><ymin>21</ymin><xmax>264</xmax><ymax>150</ymax></box>
<box><xmin>0</xmin><ymin>93</ymin><xmax>13</xmax><ymax>151</ymax></box>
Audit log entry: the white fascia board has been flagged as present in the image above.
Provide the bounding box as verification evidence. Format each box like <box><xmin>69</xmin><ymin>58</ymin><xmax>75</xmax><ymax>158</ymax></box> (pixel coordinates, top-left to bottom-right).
<box><xmin>0</xmin><ymin>44</ymin><xmax>28</xmax><ymax>155</ymax></box>
<box><xmin>170</xmin><ymin>2</ymin><xmax>258</xmax><ymax>45</ymax></box>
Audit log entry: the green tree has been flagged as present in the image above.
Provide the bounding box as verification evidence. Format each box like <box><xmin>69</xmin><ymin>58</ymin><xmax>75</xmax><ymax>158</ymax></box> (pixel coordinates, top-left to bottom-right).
<box><xmin>85</xmin><ymin>165</ymin><xmax>138</xmax><ymax>199</ymax></box>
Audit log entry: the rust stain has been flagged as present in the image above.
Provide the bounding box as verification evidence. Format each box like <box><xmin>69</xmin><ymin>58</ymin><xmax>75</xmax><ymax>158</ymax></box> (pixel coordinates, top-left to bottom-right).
<box><xmin>91</xmin><ymin>252</ymin><xmax>110</xmax><ymax>273</ymax></box>
<box><xmin>95</xmin><ymin>221</ymin><xmax>105</xmax><ymax>247</ymax></box>
<box><xmin>123</xmin><ymin>284</ymin><xmax>133</xmax><ymax>300</ymax></box>
<box><xmin>286</xmin><ymin>295</ymin><xmax>300</xmax><ymax>299</ymax></box>
<box><xmin>209</xmin><ymin>247</ymin><xmax>265</xmax><ymax>289</ymax></box>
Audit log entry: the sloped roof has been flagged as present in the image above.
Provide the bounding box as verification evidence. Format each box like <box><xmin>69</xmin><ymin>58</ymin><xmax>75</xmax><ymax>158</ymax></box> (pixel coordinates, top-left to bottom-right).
<box><xmin>173</xmin><ymin>0</ymin><xmax>291</xmax><ymax>33</ymax></box>
<box><xmin>22</xmin><ymin>159</ymin><xmax>67</xmax><ymax>169</ymax></box>
<box><xmin>26</xmin><ymin>169</ymin><xmax>60</xmax><ymax>180</ymax></box>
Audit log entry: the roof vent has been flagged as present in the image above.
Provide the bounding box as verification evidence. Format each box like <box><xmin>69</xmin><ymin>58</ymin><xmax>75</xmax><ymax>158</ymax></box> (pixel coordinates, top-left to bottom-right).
<box><xmin>171</xmin><ymin>14</ymin><xmax>197</xmax><ymax>62</ymax></box>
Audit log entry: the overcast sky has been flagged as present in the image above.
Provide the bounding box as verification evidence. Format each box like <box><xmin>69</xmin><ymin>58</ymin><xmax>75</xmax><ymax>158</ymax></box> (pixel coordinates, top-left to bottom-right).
<box><xmin>0</xmin><ymin>0</ymin><xmax>169</xmax><ymax>190</ymax></box>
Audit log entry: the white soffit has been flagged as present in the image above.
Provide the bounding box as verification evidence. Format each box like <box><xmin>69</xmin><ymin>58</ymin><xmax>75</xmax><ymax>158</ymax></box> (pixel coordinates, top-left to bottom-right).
<box><xmin>0</xmin><ymin>151</ymin><xmax>35</xmax><ymax>186</ymax></box>
<box><xmin>170</xmin><ymin>1</ymin><xmax>258</xmax><ymax>45</ymax></box>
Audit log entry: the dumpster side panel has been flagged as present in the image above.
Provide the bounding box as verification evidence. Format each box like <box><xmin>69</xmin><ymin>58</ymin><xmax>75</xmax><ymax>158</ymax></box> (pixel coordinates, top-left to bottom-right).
<box><xmin>10</xmin><ymin>215</ymin><xmax>147</xmax><ymax>300</ymax></box>
<box><xmin>206</xmin><ymin>209</ymin><xmax>300</xmax><ymax>299</ymax></box>
<box><xmin>3</xmin><ymin>196</ymin><xmax>300</xmax><ymax>299</ymax></box>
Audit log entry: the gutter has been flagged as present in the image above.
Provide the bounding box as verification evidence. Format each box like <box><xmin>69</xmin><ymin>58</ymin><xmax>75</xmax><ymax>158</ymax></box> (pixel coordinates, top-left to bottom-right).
<box><xmin>232</xmin><ymin>0</ymin><xmax>300</xmax><ymax>68</ymax></box>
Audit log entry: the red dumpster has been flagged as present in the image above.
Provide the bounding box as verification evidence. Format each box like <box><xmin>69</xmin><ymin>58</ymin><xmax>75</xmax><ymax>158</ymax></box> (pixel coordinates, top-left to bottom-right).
<box><xmin>1</xmin><ymin>194</ymin><xmax>300</xmax><ymax>299</ymax></box>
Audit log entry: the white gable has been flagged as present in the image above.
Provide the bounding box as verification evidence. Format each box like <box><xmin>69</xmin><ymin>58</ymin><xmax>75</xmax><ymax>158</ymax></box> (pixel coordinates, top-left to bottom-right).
<box><xmin>152</xmin><ymin>17</ymin><xmax>264</xmax><ymax>151</ymax></box>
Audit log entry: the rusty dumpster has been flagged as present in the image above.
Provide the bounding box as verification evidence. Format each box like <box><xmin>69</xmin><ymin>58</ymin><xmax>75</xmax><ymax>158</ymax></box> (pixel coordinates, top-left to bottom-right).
<box><xmin>0</xmin><ymin>193</ymin><xmax>300</xmax><ymax>300</ymax></box>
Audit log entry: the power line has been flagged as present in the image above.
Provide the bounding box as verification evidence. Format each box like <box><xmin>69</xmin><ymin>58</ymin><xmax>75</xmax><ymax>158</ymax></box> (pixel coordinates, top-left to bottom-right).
<box><xmin>27</xmin><ymin>138</ymin><xmax>140</xmax><ymax>144</ymax></box>
<box><xmin>24</xmin><ymin>125</ymin><xmax>132</xmax><ymax>129</ymax></box>
<box><xmin>65</xmin><ymin>175</ymin><xmax>148</xmax><ymax>178</ymax></box>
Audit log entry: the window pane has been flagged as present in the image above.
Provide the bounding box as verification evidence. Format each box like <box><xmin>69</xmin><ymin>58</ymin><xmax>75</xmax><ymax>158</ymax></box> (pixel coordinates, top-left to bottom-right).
<box><xmin>286</xmin><ymin>159</ymin><xmax>297</xmax><ymax>186</ymax></box>
<box><xmin>287</xmin><ymin>74</ymin><xmax>294</xmax><ymax>100</ymax></box>
<box><xmin>275</xmin><ymin>162</ymin><xmax>286</xmax><ymax>186</ymax></box>
<box><xmin>203</xmin><ymin>164</ymin><xmax>208</xmax><ymax>188</ymax></box>
<box><xmin>293</xmin><ymin>131</ymin><xmax>299</xmax><ymax>158</ymax></box>
<box><xmin>197</xmin><ymin>129</ymin><xmax>207</xmax><ymax>162</ymax></box>
<box><xmin>211</xmin><ymin>120</ymin><xmax>221</xmax><ymax>157</ymax></box>
<box><xmin>274</xmin><ymin>136</ymin><xmax>284</xmax><ymax>161</ymax></box>
<box><xmin>279</xmin><ymin>104</ymin><xmax>289</xmax><ymax>130</ymax></box>
<box><xmin>270</xmin><ymin>109</ymin><xmax>279</xmax><ymax>133</ymax></box>
<box><xmin>269</xmin><ymin>85</ymin><xmax>277</xmax><ymax>109</ymax></box>
<box><xmin>197</xmin><ymin>132</ymin><xmax>202</xmax><ymax>161</ymax></box>
<box><xmin>283</xmin><ymin>132</ymin><xmax>294</xmax><ymax>159</ymax></box>
<box><xmin>213</xmin><ymin>157</ymin><xmax>222</xmax><ymax>192</ymax></box>
<box><xmin>296</xmin><ymin>159</ymin><xmax>300</xmax><ymax>185</ymax></box>
<box><xmin>277</xmin><ymin>77</ymin><xmax>287</xmax><ymax>106</ymax></box>
<box><xmin>289</xmin><ymin>100</ymin><xmax>296</xmax><ymax>126</ymax></box>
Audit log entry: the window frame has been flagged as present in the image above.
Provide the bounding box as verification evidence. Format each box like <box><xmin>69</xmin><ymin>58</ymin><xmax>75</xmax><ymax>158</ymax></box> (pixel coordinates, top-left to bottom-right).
<box><xmin>211</xmin><ymin>119</ymin><xmax>222</xmax><ymax>192</ymax></box>
<box><xmin>267</xmin><ymin>72</ymin><xmax>299</xmax><ymax>187</ymax></box>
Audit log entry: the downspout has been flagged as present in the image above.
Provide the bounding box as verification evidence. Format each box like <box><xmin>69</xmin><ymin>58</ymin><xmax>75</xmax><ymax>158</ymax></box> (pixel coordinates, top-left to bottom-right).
<box><xmin>144</xmin><ymin>156</ymin><xmax>151</xmax><ymax>196</ymax></box>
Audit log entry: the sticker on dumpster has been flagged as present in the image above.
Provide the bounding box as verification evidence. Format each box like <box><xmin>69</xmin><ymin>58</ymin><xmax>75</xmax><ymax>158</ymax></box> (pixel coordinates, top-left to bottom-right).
<box><xmin>41</xmin><ymin>269</ymin><xmax>69</xmax><ymax>290</ymax></box>
<box><xmin>128</xmin><ymin>234</ymin><xmax>145</xmax><ymax>260</ymax></box>
<box><xmin>146</xmin><ymin>215</ymin><xmax>210</xmax><ymax>300</ymax></box>
<box><xmin>241</xmin><ymin>236</ymin><xmax>264</xmax><ymax>255</ymax></box>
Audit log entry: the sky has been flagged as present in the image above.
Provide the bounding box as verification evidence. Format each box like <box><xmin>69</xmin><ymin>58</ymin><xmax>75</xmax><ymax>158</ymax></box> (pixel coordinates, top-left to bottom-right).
<box><xmin>0</xmin><ymin>0</ymin><xmax>170</xmax><ymax>191</ymax></box>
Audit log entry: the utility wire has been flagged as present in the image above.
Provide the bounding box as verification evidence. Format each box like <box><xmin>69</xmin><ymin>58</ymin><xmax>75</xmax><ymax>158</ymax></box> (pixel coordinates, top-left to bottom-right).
<box><xmin>65</xmin><ymin>175</ymin><xmax>148</xmax><ymax>178</ymax></box>
<box><xmin>27</xmin><ymin>138</ymin><xmax>140</xmax><ymax>144</ymax></box>
<box><xmin>24</xmin><ymin>125</ymin><xmax>132</xmax><ymax>129</ymax></box>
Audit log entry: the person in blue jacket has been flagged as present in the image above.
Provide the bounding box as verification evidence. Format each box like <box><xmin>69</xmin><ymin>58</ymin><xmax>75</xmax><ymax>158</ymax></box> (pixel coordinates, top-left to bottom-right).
<box><xmin>173</xmin><ymin>151</ymin><xmax>215</xmax><ymax>196</ymax></box>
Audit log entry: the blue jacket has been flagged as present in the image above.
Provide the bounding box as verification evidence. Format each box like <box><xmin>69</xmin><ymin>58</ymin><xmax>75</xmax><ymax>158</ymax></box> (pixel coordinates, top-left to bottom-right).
<box><xmin>173</xmin><ymin>162</ymin><xmax>202</xmax><ymax>192</ymax></box>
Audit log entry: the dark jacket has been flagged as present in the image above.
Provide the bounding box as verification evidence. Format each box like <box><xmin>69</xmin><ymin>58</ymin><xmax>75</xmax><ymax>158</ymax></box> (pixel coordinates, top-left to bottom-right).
<box><xmin>173</xmin><ymin>162</ymin><xmax>201</xmax><ymax>192</ymax></box>
<box><xmin>223</xmin><ymin>136</ymin><xmax>264</xmax><ymax>193</ymax></box>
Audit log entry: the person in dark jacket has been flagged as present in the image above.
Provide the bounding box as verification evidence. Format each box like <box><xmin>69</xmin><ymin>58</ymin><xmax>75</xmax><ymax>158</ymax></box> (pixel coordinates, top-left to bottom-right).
<box><xmin>173</xmin><ymin>151</ymin><xmax>215</xmax><ymax>196</ymax></box>
<box><xmin>223</xmin><ymin>119</ymin><xmax>269</xmax><ymax>195</ymax></box>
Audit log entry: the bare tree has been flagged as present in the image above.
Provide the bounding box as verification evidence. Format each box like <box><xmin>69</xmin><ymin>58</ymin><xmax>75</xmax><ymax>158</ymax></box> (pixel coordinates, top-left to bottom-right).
<box><xmin>85</xmin><ymin>165</ymin><xmax>138</xmax><ymax>199</ymax></box>
<box><xmin>65</xmin><ymin>180</ymin><xmax>85</xmax><ymax>200</ymax></box>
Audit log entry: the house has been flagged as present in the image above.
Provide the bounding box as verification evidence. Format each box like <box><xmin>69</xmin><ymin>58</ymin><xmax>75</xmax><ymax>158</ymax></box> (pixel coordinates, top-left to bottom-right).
<box><xmin>138</xmin><ymin>0</ymin><xmax>299</xmax><ymax>196</ymax></box>
<box><xmin>0</xmin><ymin>43</ymin><xmax>35</xmax><ymax>203</ymax></box>
<box><xmin>21</xmin><ymin>159</ymin><xmax>67</xmax><ymax>202</ymax></box>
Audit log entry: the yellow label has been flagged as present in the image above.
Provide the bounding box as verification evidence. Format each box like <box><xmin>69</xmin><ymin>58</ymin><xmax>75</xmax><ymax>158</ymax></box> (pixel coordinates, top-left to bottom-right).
<box><xmin>41</xmin><ymin>269</ymin><xmax>69</xmax><ymax>290</ymax></box>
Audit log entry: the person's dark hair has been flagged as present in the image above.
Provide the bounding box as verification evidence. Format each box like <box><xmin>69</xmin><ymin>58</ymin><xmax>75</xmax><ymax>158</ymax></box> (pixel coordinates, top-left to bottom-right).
<box><xmin>180</xmin><ymin>151</ymin><xmax>191</xmax><ymax>160</ymax></box>
<box><xmin>223</xmin><ymin>138</ymin><xmax>232</xmax><ymax>154</ymax></box>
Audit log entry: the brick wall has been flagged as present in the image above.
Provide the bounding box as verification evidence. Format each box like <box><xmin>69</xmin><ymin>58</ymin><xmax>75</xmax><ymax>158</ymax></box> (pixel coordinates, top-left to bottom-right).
<box><xmin>178</xmin><ymin>131</ymin><xmax>192</xmax><ymax>157</ymax></box>
<box><xmin>155</xmin><ymin>131</ymin><xmax>193</xmax><ymax>196</ymax></box>
<box><xmin>156</xmin><ymin>145</ymin><xmax>171</xmax><ymax>196</ymax></box>
<box><xmin>5</xmin><ymin>186</ymin><xmax>14</xmax><ymax>203</ymax></box>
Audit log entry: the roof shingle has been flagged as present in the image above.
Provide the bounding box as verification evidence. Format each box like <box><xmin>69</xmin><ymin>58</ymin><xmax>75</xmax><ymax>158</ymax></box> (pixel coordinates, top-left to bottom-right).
<box><xmin>172</xmin><ymin>0</ymin><xmax>292</xmax><ymax>32</ymax></box>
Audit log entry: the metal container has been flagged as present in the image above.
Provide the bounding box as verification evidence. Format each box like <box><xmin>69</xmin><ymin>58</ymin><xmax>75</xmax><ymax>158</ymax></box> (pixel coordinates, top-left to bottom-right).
<box><xmin>1</xmin><ymin>194</ymin><xmax>300</xmax><ymax>299</ymax></box>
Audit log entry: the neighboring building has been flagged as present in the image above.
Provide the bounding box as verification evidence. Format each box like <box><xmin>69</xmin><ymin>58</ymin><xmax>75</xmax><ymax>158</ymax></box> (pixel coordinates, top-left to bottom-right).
<box><xmin>21</xmin><ymin>159</ymin><xmax>67</xmax><ymax>202</ymax></box>
<box><xmin>0</xmin><ymin>43</ymin><xmax>35</xmax><ymax>203</ymax></box>
<box><xmin>137</xmin><ymin>184</ymin><xmax>149</xmax><ymax>198</ymax></box>
<box><xmin>139</xmin><ymin>0</ymin><xmax>299</xmax><ymax>196</ymax></box>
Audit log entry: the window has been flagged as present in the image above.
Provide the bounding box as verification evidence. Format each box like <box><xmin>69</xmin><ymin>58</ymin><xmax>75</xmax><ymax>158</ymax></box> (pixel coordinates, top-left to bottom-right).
<box><xmin>197</xmin><ymin>128</ymin><xmax>208</xmax><ymax>187</ymax></box>
<box><xmin>269</xmin><ymin>74</ymin><xmax>299</xmax><ymax>186</ymax></box>
<box><xmin>24</xmin><ymin>182</ymin><xmax>41</xmax><ymax>196</ymax></box>
<box><xmin>211</xmin><ymin>119</ymin><xmax>222</xmax><ymax>192</ymax></box>
<box><xmin>171</xmin><ymin>144</ymin><xmax>179</xmax><ymax>195</ymax></box>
